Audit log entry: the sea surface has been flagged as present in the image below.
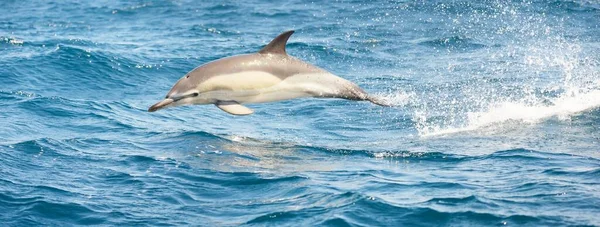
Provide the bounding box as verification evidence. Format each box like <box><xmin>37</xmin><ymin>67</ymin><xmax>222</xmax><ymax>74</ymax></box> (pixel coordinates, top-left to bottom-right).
<box><xmin>1</xmin><ymin>0</ymin><xmax>599</xmax><ymax>226</ymax></box>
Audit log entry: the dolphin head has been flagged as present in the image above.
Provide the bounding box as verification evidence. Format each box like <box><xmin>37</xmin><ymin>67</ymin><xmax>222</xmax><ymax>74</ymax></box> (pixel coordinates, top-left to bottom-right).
<box><xmin>148</xmin><ymin>73</ymin><xmax>204</xmax><ymax>112</ymax></box>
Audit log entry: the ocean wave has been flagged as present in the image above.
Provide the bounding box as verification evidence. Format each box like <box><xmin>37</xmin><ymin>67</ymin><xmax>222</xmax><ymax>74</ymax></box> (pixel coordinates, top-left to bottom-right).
<box><xmin>250</xmin><ymin>11</ymin><xmax>296</xmax><ymax>18</ymax></box>
<box><xmin>0</xmin><ymin>178</ymin><xmax>127</xmax><ymax>225</ymax></box>
<box><xmin>418</xmin><ymin>35</ymin><xmax>487</xmax><ymax>50</ymax></box>
<box><xmin>0</xmin><ymin>38</ymin><xmax>167</xmax><ymax>99</ymax></box>
<box><xmin>188</xmin><ymin>25</ymin><xmax>239</xmax><ymax>36</ymax></box>
<box><xmin>0</xmin><ymin>36</ymin><xmax>24</xmax><ymax>45</ymax></box>
<box><xmin>542</xmin><ymin>167</ymin><xmax>600</xmax><ymax>179</ymax></box>
<box><xmin>243</xmin><ymin>190</ymin><xmax>570</xmax><ymax>226</ymax></box>
<box><xmin>0</xmin><ymin>95</ymin><xmax>132</xmax><ymax>137</ymax></box>
<box><xmin>10</xmin><ymin>200</ymin><xmax>115</xmax><ymax>225</ymax></box>
<box><xmin>0</xmin><ymin>90</ymin><xmax>201</xmax><ymax>137</ymax></box>
<box><xmin>481</xmin><ymin>148</ymin><xmax>585</xmax><ymax>160</ymax></box>
<box><xmin>204</xmin><ymin>3</ymin><xmax>239</xmax><ymax>11</ymax></box>
<box><xmin>2</xmin><ymin>0</ymin><xmax>600</xmax><ymax>225</ymax></box>
<box><xmin>416</xmin><ymin>89</ymin><xmax>600</xmax><ymax>137</ymax></box>
<box><xmin>548</xmin><ymin>0</ymin><xmax>600</xmax><ymax>13</ymax></box>
<box><xmin>2</xmin><ymin>137</ymin><xmax>598</xmax><ymax>225</ymax></box>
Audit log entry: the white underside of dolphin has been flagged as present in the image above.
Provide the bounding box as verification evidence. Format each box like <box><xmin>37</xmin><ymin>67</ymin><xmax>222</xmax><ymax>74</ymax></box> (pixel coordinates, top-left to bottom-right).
<box><xmin>148</xmin><ymin>30</ymin><xmax>389</xmax><ymax>115</ymax></box>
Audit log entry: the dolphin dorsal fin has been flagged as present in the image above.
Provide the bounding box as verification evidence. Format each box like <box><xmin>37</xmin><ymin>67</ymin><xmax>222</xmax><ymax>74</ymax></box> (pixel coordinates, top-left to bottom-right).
<box><xmin>258</xmin><ymin>30</ymin><xmax>294</xmax><ymax>55</ymax></box>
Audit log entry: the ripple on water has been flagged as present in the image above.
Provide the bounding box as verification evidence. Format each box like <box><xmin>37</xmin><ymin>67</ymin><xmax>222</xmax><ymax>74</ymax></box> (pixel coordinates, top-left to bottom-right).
<box><xmin>1</xmin><ymin>0</ymin><xmax>600</xmax><ymax>226</ymax></box>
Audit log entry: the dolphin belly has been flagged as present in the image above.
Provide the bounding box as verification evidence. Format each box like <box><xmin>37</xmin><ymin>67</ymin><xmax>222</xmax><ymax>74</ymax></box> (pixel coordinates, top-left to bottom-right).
<box><xmin>241</xmin><ymin>89</ymin><xmax>312</xmax><ymax>103</ymax></box>
<box><xmin>199</xmin><ymin>72</ymin><xmax>362</xmax><ymax>104</ymax></box>
<box><xmin>199</xmin><ymin>84</ymin><xmax>312</xmax><ymax>104</ymax></box>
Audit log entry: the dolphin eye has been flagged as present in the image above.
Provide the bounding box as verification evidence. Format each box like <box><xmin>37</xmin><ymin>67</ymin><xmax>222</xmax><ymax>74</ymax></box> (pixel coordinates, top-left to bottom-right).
<box><xmin>186</xmin><ymin>75</ymin><xmax>190</xmax><ymax>78</ymax></box>
<box><xmin>192</xmin><ymin>92</ymin><xmax>199</xmax><ymax>97</ymax></box>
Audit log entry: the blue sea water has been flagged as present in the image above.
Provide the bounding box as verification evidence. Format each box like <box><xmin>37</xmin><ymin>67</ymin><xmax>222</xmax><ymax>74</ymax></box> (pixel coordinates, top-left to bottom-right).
<box><xmin>1</xmin><ymin>0</ymin><xmax>600</xmax><ymax>226</ymax></box>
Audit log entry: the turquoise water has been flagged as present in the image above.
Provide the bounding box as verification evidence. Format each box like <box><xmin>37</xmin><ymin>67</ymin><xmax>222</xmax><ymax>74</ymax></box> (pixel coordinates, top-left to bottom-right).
<box><xmin>1</xmin><ymin>0</ymin><xmax>600</xmax><ymax>226</ymax></box>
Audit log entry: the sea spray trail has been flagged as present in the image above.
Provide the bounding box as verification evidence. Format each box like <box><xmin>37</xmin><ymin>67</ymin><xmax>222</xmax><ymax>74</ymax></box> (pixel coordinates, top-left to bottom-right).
<box><xmin>1</xmin><ymin>0</ymin><xmax>600</xmax><ymax>226</ymax></box>
<box><xmin>418</xmin><ymin>89</ymin><xmax>600</xmax><ymax>137</ymax></box>
<box><xmin>391</xmin><ymin>1</ymin><xmax>600</xmax><ymax>137</ymax></box>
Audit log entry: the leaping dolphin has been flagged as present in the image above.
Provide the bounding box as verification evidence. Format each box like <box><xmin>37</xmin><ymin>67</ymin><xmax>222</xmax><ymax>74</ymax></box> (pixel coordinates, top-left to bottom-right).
<box><xmin>148</xmin><ymin>30</ymin><xmax>389</xmax><ymax>115</ymax></box>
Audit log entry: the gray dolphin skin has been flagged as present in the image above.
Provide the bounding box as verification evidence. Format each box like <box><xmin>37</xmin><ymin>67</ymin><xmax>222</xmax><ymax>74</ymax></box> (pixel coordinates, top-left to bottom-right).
<box><xmin>148</xmin><ymin>30</ymin><xmax>390</xmax><ymax>115</ymax></box>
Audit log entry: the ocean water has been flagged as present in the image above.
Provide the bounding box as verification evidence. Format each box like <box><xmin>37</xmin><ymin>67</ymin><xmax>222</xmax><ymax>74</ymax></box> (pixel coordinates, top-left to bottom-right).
<box><xmin>1</xmin><ymin>0</ymin><xmax>599</xmax><ymax>226</ymax></box>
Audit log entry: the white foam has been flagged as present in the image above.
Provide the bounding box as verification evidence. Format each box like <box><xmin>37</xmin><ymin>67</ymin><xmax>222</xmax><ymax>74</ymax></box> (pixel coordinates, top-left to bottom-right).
<box><xmin>417</xmin><ymin>88</ymin><xmax>600</xmax><ymax>137</ymax></box>
<box><xmin>373</xmin><ymin>91</ymin><xmax>415</xmax><ymax>107</ymax></box>
<box><xmin>406</xmin><ymin>6</ymin><xmax>600</xmax><ymax>138</ymax></box>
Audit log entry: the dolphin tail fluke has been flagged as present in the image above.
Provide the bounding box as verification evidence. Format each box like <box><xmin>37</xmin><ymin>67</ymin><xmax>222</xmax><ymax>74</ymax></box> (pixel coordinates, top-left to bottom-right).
<box><xmin>366</xmin><ymin>96</ymin><xmax>393</xmax><ymax>107</ymax></box>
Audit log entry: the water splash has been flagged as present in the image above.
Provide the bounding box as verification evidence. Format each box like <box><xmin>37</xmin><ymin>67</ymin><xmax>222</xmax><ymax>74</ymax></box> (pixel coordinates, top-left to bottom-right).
<box><xmin>418</xmin><ymin>89</ymin><xmax>600</xmax><ymax>137</ymax></box>
<box><xmin>373</xmin><ymin>90</ymin><xmax>415</xmax><ymax>107</ymax></box>
<box><xmin>408</xmin><ymin>0</ymin><xmax>600</xmax><ymax>137</ymax></box>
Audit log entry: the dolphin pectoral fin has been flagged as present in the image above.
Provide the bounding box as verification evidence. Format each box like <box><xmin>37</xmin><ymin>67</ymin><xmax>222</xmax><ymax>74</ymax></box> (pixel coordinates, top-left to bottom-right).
<box><xmin>215</xmin><ymin>101</ymin><xmax>254</xmax><ymax>115</ymax></box>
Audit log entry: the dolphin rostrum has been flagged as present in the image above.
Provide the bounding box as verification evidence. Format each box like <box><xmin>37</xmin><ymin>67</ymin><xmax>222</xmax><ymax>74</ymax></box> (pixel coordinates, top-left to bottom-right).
<box><xmin>148</xmin><ymin>30</ymin><xmax>389</xmax><ymax>115</ymax></box>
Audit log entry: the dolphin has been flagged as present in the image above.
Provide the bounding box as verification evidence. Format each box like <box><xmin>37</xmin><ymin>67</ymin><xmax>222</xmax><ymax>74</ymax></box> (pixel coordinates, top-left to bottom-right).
<box><xmin>148</xmin><ymin>30</ymin><xmax>389</xmax><ymax>115</ymax></box>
